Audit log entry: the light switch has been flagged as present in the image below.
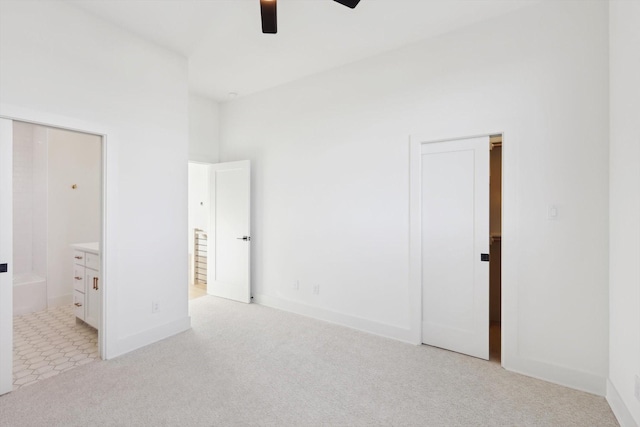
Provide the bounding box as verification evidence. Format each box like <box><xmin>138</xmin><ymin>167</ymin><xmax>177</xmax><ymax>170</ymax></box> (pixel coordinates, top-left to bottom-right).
<box><xmin>547</xmin><ymin>205</ymin><xmax>558</xmax><ymax>220</ymax></box>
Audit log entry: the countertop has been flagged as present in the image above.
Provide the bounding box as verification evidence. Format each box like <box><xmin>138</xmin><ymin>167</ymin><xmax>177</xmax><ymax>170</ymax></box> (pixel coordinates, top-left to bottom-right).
<box><xmin>71</xmin><ymin>242</ymin><xmax>100</xmax><ymax>254</ymax></box>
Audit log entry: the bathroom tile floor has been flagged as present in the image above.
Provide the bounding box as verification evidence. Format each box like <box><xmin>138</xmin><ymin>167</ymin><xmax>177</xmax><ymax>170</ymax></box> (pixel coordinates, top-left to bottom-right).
<box><xmin>13</xmin><ymin>305</ymin><xmax>99</xmax><ymax>390</ymax></box>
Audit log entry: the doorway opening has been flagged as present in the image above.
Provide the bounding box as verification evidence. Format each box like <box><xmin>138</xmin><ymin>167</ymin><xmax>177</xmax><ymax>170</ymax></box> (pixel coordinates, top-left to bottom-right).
<box><xmin>11</xmin><ymin>121</ymin><xmax>102</xmax><ymax>390</ymax></box>
<box><xmin>186</xmin><ymin>160</ymin><xmax>252</xmax><ymax>307</ymax></box>
<box><xmin>489</xmin><ymin>134</ymin><xmax>502</xmax><ymax>363</ymax></box>
<box><xmin>412</xmin><ymin>132</ymin><xmax>503</xmax><ymax>363</ymax></box>
<box><xmin>188</xmin><ymin>162</ymin><xmax>209</xmax><ymax>301</ymax></box>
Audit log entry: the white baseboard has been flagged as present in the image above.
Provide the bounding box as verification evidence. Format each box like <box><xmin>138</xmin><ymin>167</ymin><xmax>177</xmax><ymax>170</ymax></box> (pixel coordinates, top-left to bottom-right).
<box><xmin>607</xmin><ymin>379</ymin><xmax>639</xmax><ymax>427</ymax></box>
<box><xmin>48</xmin><ymin>293</ymin><xmax>72</xmax><ymax>308</ymax></box>
<box><xmin>504</xmin><ymin>356</ymin><xmax>606</xmax><ymax>396</ymax></box>
<box><xmin>107</xmin><ymin>316</ymin><xmax>191</xmax><ymax>359</ymax></box>
<box><xmin>254</xmin><ymin>294</ymin><xmax>609</xmax><ymax>399</ymax></box>
<box><xmin>253</xmin><ymin>293</ymin><xmax>416</xmax><ymax>344</ymax></box>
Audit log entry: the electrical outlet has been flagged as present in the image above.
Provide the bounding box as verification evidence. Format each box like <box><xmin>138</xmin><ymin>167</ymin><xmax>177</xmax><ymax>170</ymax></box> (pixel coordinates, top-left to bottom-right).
<box><xmin>313</xmin><ymin>284</ymin><xmax>320</xmax><ymax>295</ymax></box>
<box><xmin>293</xmin><ymin>280</ymin><xmax>299</xmax><ymax>290</ymax></box>
<box><xmin>152</xmin><ymin>301</ymin><xmax>160</xmax><ymax>313</ymax></box>
<box><xmin>635</xmin><ymin>375</ymin><xmax>640</xmax><ymax>402</ymax></box>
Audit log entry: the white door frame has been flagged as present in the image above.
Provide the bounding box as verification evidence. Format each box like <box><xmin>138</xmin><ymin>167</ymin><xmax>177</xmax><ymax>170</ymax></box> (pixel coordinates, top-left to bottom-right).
<box><xmin>0</xmin><ymin>118</ymin><xmax>14</xmax><ymax>394</ymax></box>
<box><xmin>0</xmin><ymin>103</ymin><xmax>117</xmax><ymax>362</ymax></box>
<box><xmin>409</xmin><ymin>131</ymin><xmax>504</xmax><ymax>365</ymax></box>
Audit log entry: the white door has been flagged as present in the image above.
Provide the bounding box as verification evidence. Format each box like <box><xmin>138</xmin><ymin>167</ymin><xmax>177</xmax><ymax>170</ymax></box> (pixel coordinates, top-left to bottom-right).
<box><xmin>207</xmin><ymin>160</ymin><xmax>251</xmax><ymax>303</ymax></box>
<box><xmin>421</xmin><ymin>136</ymin><xmax>490</xmax><ymax>360</ymax></box>
<box><xmin>0</xmin><ymin>118</ymin><xmax>14</xmax><ymax>394</ymax></box>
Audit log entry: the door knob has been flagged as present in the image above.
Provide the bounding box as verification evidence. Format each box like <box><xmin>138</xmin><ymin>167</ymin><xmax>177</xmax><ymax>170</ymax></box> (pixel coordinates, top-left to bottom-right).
<box><xmin>236</xmin><ymin>236</ymin><xmax>251</xmax><ymax>241</ymax></box>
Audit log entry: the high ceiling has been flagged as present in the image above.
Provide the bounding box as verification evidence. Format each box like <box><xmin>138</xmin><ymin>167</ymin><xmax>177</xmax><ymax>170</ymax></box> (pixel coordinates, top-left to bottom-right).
<box><xmin>66</xmin><ymin>0</ymin><xmax>538</xmax><ymax>101</ymax></box>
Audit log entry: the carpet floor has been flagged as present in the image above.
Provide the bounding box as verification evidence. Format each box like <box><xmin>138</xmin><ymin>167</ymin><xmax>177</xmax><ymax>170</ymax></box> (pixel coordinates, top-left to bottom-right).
<box><xmin>0</xmin><ymin>296</ymin><xmax>618</xmax><ymax>426</ymax></box>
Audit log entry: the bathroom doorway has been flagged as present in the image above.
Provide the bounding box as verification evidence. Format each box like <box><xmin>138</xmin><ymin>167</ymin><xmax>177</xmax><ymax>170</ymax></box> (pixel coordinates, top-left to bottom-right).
<box><xmin>5</xmin><ymin>121</ymin><xmax>103</xmax><ymax>391</ymax></box>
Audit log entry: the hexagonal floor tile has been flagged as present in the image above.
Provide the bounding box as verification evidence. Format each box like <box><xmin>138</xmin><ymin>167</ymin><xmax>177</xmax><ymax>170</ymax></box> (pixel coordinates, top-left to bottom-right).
<box><xmin>54</xmin><ymin>361</ymin><xmax>75</xmax><ymax>371</ymax></box>
<box><xmin>14</xmin><ymin>374</ymin><xmax>38</xmax><ymax>385</ymax></box>
<box><xmin>13</xmin><ymin>304</ymin><xmax>98</xmax><ymax>390</ymax></box>
<box><xmin>14</xmin><ymin>369</ymin><xmax>34</xmax><ymax>379</ymax></box>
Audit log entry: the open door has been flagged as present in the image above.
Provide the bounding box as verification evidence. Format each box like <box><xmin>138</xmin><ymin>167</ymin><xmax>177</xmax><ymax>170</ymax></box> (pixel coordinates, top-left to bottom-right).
<box><xmin>0</xmin><ymin>118</ymin><xmax>14</xmax><ymax>395</ymax></box>
<box><xmin>207</xmin><ymin>160</ymin><xmax>251</xmax><ymax>303</ymax></box>
<box><xmin>421</xmin><ymin>136</ymin><xmax>490</xmax><ymax>360</ymax></box>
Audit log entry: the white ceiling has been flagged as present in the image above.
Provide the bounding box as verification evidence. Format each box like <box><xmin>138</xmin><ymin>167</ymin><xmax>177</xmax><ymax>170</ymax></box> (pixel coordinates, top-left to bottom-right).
<box><xmin>66</xmin><ymin>0</ymin><xmax>538</xmax><ymax>101</ymax></box>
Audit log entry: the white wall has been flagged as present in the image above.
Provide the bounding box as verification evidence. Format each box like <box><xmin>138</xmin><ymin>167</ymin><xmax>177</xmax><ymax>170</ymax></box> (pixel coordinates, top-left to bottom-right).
<box><xmin>47</xmin><ymin>127</ymin><xmax>101</xmax><ymax>308</ymax></box>
<box><xmin>608</xmin><ymin>0</ymin><xmax>640</xmax><ymax>425</ymax></box>
<box><xmin>220</xmin><ymin>0</ymin><xmax>610</xmax><ymax>394</ymax></box>
<box><xmin>189</xmin><ymin>93</ymin><xmax>220</xmax><ymax>163</ymax></box>
<box><xmin>0</xmin><ymin>1</ymin><xmax>190</xmax><ymax>357</ymax></box>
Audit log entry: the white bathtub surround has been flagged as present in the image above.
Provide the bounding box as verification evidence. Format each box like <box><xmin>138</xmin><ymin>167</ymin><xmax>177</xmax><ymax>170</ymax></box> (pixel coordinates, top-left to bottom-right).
<box><xmin>13</xmin><ymin>305</ymin><xmax>98</xmax><ymax>390</ymax></box>
<box><xmin>12</xmin><ymin>122</ymin><xmax>47</xmax><ymax>315</ymax></box>
<box><xmin>12</xmin><ymin>274</ymin><xmax>46</xmax><ymax>316</ymax></box>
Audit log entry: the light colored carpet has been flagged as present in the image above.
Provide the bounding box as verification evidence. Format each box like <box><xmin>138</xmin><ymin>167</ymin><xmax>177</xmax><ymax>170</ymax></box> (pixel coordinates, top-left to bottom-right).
<box><xmin>0</xmin><ymin>296</ymin><xmax>618</xmax><ymax>426</ymax></box>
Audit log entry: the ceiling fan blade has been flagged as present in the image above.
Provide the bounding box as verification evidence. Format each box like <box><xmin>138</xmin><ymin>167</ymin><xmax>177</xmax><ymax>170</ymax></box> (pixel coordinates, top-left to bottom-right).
<box><xmin>260</xmin><ymin>0</ymin><xmax>277</xmax><ymax>34</ymax></box>
<box><xmin>333</xmin><ymin>0</ymin><xmax>361</xmax><ymax>8</ymax></box>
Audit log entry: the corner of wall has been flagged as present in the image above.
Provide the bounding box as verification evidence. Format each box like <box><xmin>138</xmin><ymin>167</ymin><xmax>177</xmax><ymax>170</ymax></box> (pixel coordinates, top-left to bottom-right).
<box><xmin>188</xmin><ymin>93</ymin><xmax>220</xmax><ymax>164</ymax></box>
<box><xmin>107</xmin><ymin>316</ymin><xmax>191</xmax><ymax>360</ymax></box>
<box><xmin>503</xmin><ymin>356</ymin><xmax>607</xmax><ymax>397</ymax></box>
<box><xmin>607</xmin><ymin>379</ymin><xmax>640</xmax><ymax>427</ymax></box>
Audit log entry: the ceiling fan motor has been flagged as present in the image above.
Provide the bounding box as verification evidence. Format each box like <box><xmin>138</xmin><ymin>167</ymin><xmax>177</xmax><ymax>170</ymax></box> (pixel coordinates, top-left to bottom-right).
<box><xmin>260</xmin><ymin>0</ymin><xmax>361</xmax><ymax>34</ymax></box>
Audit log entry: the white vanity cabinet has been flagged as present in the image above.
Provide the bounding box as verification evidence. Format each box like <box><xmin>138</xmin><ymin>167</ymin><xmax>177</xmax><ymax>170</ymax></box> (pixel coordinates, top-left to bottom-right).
<box><xmin>71</xmin><ymin>242</ymin><xmax>100</xmax><ymax>330</ymax></box>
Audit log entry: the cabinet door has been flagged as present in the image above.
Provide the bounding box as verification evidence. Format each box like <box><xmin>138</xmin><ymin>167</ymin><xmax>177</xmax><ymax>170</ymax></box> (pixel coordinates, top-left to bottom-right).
<box><xmin>85</xmin><ymin>252</ymin><xmax>99</xmax><ymax>270</ymax></box>
<box><xmin>85</xmin><ymin>268</ymin><xmax>100</xmax><ymax>330</ymax></box>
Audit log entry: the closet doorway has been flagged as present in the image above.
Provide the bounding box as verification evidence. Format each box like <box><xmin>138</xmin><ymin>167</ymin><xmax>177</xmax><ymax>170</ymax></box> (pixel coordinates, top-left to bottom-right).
<box><xmin>489</xmin><ymin>135</ymin><xmax>502</xmax><ymax>362</ymax></box>
<box><xmin>0</xmin><ymin>117</ymin><xmax>106</xmax><ymax>395</ymax></box>
<box><xmin>410</xmin><ymin>133</ymin><xmax>503</xmax><ymax>363</ymax></box>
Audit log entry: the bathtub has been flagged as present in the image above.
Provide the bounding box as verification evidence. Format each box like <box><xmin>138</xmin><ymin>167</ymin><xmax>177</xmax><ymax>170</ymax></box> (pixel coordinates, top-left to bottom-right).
<box><xmin>13</xmin><ymin>273</ymin><xmax>47</xmax><ymax>316</ymax></box>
